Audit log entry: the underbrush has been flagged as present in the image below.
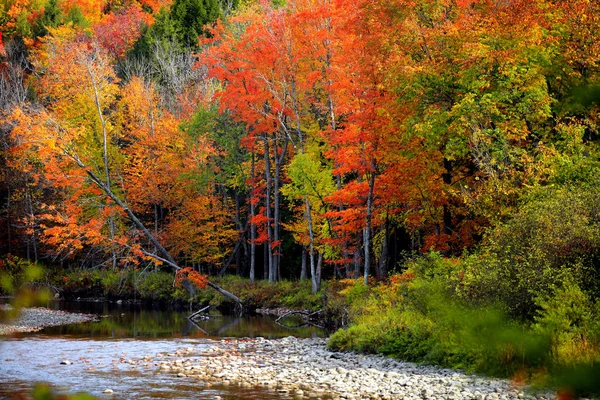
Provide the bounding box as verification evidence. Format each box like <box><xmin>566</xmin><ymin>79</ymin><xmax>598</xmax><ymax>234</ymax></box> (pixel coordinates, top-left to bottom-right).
<box><xmin>43</xmin><ymin>267</ymin><xmax>335</xmax><ymax>313</ymax></box>
<box><xmin>327</xmin><ymin>253</ymin><xmax>600</xmax><ymax>397</ymax></box>
<box><xmin>193</xmin><ymin>275</ymin><xmax>325</xmax><ymax>311</ymax></box>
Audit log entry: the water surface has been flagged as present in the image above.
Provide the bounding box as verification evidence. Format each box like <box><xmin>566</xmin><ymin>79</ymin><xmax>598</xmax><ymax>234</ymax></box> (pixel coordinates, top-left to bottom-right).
<box><xmin>0</xmin><ymin>300</ymin><xmax>326</xmax><ymax>399</ymax></box>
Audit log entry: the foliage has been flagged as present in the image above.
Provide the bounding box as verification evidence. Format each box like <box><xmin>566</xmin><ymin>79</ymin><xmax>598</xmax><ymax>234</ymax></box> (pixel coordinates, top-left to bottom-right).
<box><xmin>459</xmin><ymin>185</ymin><xmax>600</xmax><ymax>319</ymax></box>
<box><xmin>2</xmin><ymin>0</ymin><xmax>600</xmax><ymax>393</ymax></box>
<box><xmin>175</xmin><ymin>267</ymin><xmax>208</xmax><ymax>289</ymax></box>
<box><xmin>133</xmin><ymin>0</ymin><xmax>219</xmax><ymax>55</ymax></box>
<box><xmin>0</xmin><ymin>254</ymin><xmax>41</xmax><ymax>294</ymax></box>
<box><xmin>329</xmin><ymin>252</ymin><xmax>600</xmax><ymax>394</ymax></box>
<box><xmin>328</xmin><ymin>275</ymin><xmax>553</xmax><ymax>376</ymax></box>
<box><xmin>193</xmin><ymin>275</ymin><xmax>325</xmax><ymax>311</ymax></box>
<box><xmin>533</xmin><ymin>281</ymin><xmax>600</xmax><ymax>367</ymax></box>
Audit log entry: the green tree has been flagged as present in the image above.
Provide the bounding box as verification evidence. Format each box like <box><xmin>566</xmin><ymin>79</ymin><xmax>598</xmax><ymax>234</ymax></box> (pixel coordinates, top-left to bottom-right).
<box><xmin>170</xmin><ymin>0</ymin><xmax>220</xmax><ymax>48</ymax></box>
<box><xmin>33</xmin><ymin>0</ymin><xmax>61</xmax><ymax>37</ymax></box>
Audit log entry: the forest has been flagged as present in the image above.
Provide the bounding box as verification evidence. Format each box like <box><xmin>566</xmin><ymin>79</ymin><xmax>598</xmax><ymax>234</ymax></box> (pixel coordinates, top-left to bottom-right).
<box><xmin>1</xmin><ymin>0</ymin><xmax>600</xmax><ymax>394</ymax></box>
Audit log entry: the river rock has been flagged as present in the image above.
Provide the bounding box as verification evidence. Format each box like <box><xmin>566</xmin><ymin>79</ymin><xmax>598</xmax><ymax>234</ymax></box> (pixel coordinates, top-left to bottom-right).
<box><xmin>116</xmin><ymin>337</ymin><xmax>557</xmax><ymax>400</ymax></box>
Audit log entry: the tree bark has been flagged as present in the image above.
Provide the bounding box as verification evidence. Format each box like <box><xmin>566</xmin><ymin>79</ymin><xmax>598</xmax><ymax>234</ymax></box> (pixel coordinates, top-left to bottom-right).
<box><xmin>377</xmin><ymin>220</ymin><xmax>389</xmax><ymax>279</ymax></box>
<box><xmin>306</xmin><ymin>195</ymin><xmax>318</xmax><ymax>293</ymax></box>
<box><xmin>364</xmin><ymin>170</ymin><xmax>375</xmax><ymax>286</ymax></box>
<box><xmin>272</xmin><ymin>134</ymin><xmax>289</xmax><ymax>282</ymax></box>
<box><xmin>300</xmin><ymin>248</ymin><xmax>307</xmax><ymax>280</ymax></box>
<box><xmin>264</xmin><ymin>135</ymin><xmax>274</xmax><ymax>283</ymax></box>
<box><xmin>85</xmin><ymin>59</ymin><xmax>117</xmax><ymax>270</ymax></box>
<box><xmin>249</xmin><ymin>153</ymin><xmax>256</xmax><ymax>283</ymax></box>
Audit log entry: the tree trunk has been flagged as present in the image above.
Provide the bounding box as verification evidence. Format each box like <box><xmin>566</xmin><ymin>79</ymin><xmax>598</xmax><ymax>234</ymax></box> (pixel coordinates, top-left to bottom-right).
<box><xmin>300</xmin><ymin>248</ymin><xmax>307</xmax><ymax>280</ymax></box>
<box><xmin>272</xmin><ymin>135</ymin><xmax>289</xmax><ymax>282</ymax></box>
<box><xmin>264</xmin><ymin>243</ymin><xmax>268</xmax><ymax>280</ymax></box>
<box><xmin>264</xmin><ymin>136</ymin><xmax>274</xmax><ymax>283</ymax></box>
<box><xmin>353</xmin><ymin>246</ymin><xmax>361</xmax><ymax>279</ymax></box>
<box><xmin>249</xmin><ymin>153</ymin><xmax>256</xmax><ymax>283</ymax></box>
<box><xmin>235</xmin><ymin>192</ymin><xmax>242</xmax><ymax>275</ymax></box>
<box><xmin>316</xmin><ymin>252</ymin><xmax>323</xmax><ymax>289</ymax></box>
<box><xmin>306</xmin><ymin>196</ymin><xmax>318</xmax><ymax>293</ymax></box>
<box><xmin>364</xmin><ymin>170</ymin><xmax>375</xmax><ymax>286</ymax></box>
<box><xmin>86</xmin><ymin>60</ymin><xmax>117</xmax><ymax>270</ymax></box>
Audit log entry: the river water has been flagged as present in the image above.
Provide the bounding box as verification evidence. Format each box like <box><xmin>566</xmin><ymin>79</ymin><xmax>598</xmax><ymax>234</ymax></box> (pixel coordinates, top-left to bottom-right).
<box><xmin>0</xmin><ymin>301</ymin><xmax>326</xmax><ymax>399</ymax></box>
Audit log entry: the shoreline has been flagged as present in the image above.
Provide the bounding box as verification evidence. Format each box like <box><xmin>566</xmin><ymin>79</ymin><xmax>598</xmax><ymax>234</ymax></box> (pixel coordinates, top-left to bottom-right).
<box><xmin>0</xmin><ymin>306</ymin><xmax>97</xmax><ymax>335</ymax></box>
<box><xmin>124</xmin><ymin>337</ymin><xmax>553</xmax><ymax>400</ymax></box>
<box><xmin>0</xmin><ymin>304</ymin><xmax>558</xmax><ymax>399</ymax></box>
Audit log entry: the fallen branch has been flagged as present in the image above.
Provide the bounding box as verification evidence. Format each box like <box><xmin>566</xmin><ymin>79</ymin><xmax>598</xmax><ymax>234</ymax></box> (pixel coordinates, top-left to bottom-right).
<box><xmin>188</xmin><ymin>305</ymin><xmax>210</xmax><ymax>321</ymax></box>
<box><xmin>274</xmin><ymin>309</ymin><xmax>324</xmax><ymax>329</ymax></box>
<box><xmin>65</xmin><ymin>149</ymin><xmax>243</xmax><ymax>309</ymax></box>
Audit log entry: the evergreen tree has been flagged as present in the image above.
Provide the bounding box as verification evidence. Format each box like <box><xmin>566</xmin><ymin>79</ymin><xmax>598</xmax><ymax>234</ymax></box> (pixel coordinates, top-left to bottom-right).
<box><xmin>170</xmin><ymin>0</ymin><xmax>220</xmax><ymax>48</ymax></box>
<box><xmin>33</xmin><ymin>0</ymin><xmax>61</xmax><ymax>38</ymax></box>
<box><xmin>131</xmin><ymin>7</ymin><xmax>180</xmax><ymax>57</ymax></box>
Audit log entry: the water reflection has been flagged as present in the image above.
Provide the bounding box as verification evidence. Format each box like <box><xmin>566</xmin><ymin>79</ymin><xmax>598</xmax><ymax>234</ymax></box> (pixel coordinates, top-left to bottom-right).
<box><xmin>0</xmin><ymin>301</ymin><xmax>327</xmax><ymax>399</ymax></box>
<box><xmin>38</xmin><ymin>300</ymin><xmax>326</xmax><ymax>339</ymax></box>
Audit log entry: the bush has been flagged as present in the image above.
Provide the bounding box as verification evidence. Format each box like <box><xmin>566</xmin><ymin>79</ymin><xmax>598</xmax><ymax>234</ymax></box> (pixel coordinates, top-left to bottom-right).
<box><xmin>533</xmin><ymin>281</ymin><xmax>600</xmax><ymax>366</ymax></box>
<box><xmin>459</xmin><ymin>185</ymin><xmax>600</xmax><ymax>319</ymax></box>
<box><xmin>329</xmin><ymin>254</ymin><xmax>552</xmax><ymax>377</ymax></box>
<box><xmin>135</xmin><ymin>270</ymin><xmax>188</xmax><ymax>302</ymax></box>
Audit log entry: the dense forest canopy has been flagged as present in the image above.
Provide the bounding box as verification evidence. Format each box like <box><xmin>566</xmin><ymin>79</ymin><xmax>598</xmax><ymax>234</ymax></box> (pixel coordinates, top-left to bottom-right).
<box><xmin>1</xmin><ymin>0</ymin><xmax>599</xmax><ymax>301</ymax></box>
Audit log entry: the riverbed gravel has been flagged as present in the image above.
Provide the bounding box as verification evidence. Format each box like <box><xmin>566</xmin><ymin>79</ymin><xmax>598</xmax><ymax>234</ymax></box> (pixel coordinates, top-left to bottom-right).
<box><xmin>0</xmin><ymin>306</ymin><xmax>97</xmax><ymax>335</ymax></box>
<box><xmin>126</xmin><ymin>336</ymin><xmax>554</xmax><ymax>400</ymax></box>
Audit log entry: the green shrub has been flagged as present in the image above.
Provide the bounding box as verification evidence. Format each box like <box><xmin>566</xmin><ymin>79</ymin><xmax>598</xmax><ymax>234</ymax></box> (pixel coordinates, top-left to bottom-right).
<box><xmin>533</xmin><ymin>280</ymin><xmax>600</xmax><ymax>366</ymax></box>
<box><xmin>329</xmin><ymin>255</ymin><xmax>552</xmax><ymax>377</ymax></box>
<box><xmin>135</xmin><ymin>271</ymin><xmax>184</xmax><ymax>302</ymax></box>
<box><xmin>459</xmin><ymin>185</ymin><xmax>600</xmax><ymax>319</ymax></box>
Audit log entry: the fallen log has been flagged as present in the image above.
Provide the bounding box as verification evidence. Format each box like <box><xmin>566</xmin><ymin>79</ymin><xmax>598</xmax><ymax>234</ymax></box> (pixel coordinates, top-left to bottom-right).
<box><xmin>188</xmin><ymin>305</ymin><xmax>210</xmax><ymax>321</ymax></box>
<box><xmin>275</xmin><ymin>310</ymin><xmax>324</xmax><ymax>329</ymax></box>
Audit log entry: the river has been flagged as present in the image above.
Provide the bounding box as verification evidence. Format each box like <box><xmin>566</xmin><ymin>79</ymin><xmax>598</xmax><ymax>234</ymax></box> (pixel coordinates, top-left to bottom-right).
<box><xmin>0</xmin><ymin>301</ymin><xmax>326</xmax><ymax>399</ymax></box>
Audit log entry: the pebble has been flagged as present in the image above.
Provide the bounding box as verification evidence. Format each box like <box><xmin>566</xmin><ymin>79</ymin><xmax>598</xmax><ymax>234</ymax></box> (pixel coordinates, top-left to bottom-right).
<box><xmin>103</xmin><ymin>389</ymin><xmax>114</xmax><ymax>394</ymax></box>
<box><xmin>119</xmin><ymin>337</ymin><xmax>554</xmax><ymax>400</ymax></box>
<box><xmin>0</xmin><ymin>307</ymin><xmax>97</xmax><ymax>335</ymax></box>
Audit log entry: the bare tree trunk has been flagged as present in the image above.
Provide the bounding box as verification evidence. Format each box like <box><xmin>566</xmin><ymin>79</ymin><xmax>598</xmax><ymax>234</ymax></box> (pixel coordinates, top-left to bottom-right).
<box><xmin>264</xmin><ymin>136</ymin><xmax>274</xmax><ymax>283</ymax></box>
<box><xmin>306</xmin><ymin>195</ymin><xmax>318</xmax><ymax>293</ymax></box>
<box><xmin>26</xmin><ymin>191</ymin><xmax>38</xmax><ymax>262</ymax></box>
<box><xmin>377</xmin><ymin>217</ymin><xmax>389</xmax><ymax>279</ymax></box>
<box><xmin>85</xmin><ymin>59</ymin><xmax>117</xmax><ymax>270</ymax></box>
<box><xmin>316</xmin><ymin>252</ymin><xmax>323</xmax><ymax>289</ymax></box>
<box><xmin>264</xmin><ymin>243</ymin><xmax>268</xmax><ymax>280</ymax></box>
<box><xmin>364</xmin><ymin>170</ymin><xmax>375</xmax><ymax>286</ymax></box>
<box><xmin>250</xmin><ymin>153</ymin><xmax>256</xmax><ymax>283</ymax></box>
<box><xmin>353</xmin><ymin>245</ymin><xmax>361</xmax><ymax>279</ymax></box>
<box><xmin>235</xmin><ymin>192</ymin><xmax>242</xmax><ymax>275</ymax></box>
<box><xmin>272</xmin><ymin>136</ymin><xmax>289</xmax><ymax>282</ymax></box>
<box><xmin>4</xmin><ymin>172</ymin><xmax>11</xmax><ymax>254</ymax></box>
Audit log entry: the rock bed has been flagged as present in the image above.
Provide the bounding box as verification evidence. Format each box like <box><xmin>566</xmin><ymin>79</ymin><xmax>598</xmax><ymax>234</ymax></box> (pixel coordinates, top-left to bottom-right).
<box><xmin>124</xmin><ymin>337</ymin><xmax>553</xmax><ymax>400</ymax></box>
<box><xmin>0</xmin><ymin>306</ymin><xmax>97</xmax><ymax>335</ymax></box>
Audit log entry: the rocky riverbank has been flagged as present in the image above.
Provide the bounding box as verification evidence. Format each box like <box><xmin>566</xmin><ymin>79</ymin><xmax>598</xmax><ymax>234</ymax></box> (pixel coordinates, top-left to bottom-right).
<box><xmin>123</xmin><ymin>336</ymin><xmax>554</xmax><ymax>400</ymax></box>
<box><xmin>0</xmin><ymin>306</ymin><xmax>97</xmax><ymax>335</ymax></box>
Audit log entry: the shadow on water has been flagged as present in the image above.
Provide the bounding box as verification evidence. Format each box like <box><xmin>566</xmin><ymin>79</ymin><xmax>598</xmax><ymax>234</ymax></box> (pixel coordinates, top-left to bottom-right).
<box><xmin>0</xmin><ymin>301</ymin><xmax>326</xmax><ymax>399</ymax></box>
